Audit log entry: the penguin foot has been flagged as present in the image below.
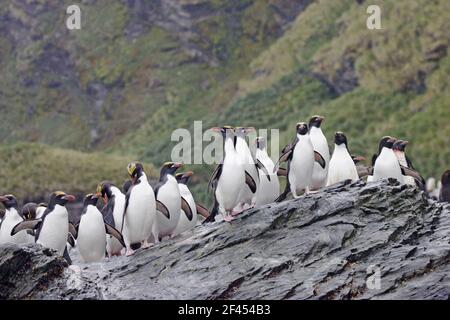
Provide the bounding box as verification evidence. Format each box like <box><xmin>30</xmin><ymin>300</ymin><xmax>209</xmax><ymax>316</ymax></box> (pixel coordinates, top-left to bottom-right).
<box><xmin>141</xmin><ymin>240</ymin><xmax>153</xmax><ymax>249</ymax></box>
<box><xmin>125</xmin><ymin>248</ymin><xmax>135</xmax><ymax>256</ymax></box>
<box><xmin>223</xmin><ymin>215</ymin><xmax>235</xmax><ymax>222</ymax></box>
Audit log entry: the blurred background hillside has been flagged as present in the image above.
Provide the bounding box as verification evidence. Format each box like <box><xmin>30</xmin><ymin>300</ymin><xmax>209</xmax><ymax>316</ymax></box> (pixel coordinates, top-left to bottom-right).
<box><xmin>0</xmin><ymin>0</ymin><xmax>448</xmax><ymax>204</ymax></box>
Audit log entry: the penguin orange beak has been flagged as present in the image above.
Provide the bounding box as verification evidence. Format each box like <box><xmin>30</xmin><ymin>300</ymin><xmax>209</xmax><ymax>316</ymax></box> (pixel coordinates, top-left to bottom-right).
<box><xmin>183</xmin><ymin>171</ymin><xmax>194</xmax><ymax>178</ymax></box>
<box><xmin>62</xmin><ymin>194</ymin><xmax>76</xmax><ymax>202</ymax></box>
<box><xmin>210</xmin><ymin>127</ymin><xmax>221</xmax><ymax>132</ymax></box>
<box><xmin>0</xmin><ymin>196</ymin><xmax>6</xmax><ymax>203</ymax></box>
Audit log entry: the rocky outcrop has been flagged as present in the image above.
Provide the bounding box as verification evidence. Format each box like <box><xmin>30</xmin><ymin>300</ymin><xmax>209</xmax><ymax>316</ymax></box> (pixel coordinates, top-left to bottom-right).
<box><xmin>1</xmin><ymin>179</ymin><xmax>449</xmax><ymax>299</ymax></box>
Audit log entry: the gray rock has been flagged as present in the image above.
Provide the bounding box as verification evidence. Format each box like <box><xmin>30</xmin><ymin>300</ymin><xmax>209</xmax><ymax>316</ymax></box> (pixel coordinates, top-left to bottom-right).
<box><xmin>1</xmin><ymin>179</ymin><xmax>449</xmax><ymax>300</ymax></box>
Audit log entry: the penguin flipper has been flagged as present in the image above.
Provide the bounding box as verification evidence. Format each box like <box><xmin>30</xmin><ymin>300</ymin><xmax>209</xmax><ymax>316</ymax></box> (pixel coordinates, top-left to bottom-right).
<box><xmin>275</xmin><ymin>183</ymin><xmax>290</xmax><ymax>202</ymax></box>
<box><xmin>181</xmin><ymin>197</ymin><xmax>193</xmax><ymax>221</ymax></box>
<box><xmin>68</xmin><ymin>222</ymin><xmax>78</xmax><ymax>239</ymax></box>
<box><xmin>156</xmin><ymin>200</ymin><xmax>170</xmax><ymax>219</ymax></box>
<box><xmin>400</xmin><ymin>165</ymin><xmax>425</xmax><ymax>189</ymax></box>
<box><xmin>314</xmin><ymin>151</ymin><xmax>326</xmax><ymax>169</ymax></box>
<box><xmin>208</xmin><ymin>164</ymin><xmax>223</xmax><ymax>192</ymax></box>
<box><xmin>67</xmin><ymin>234</ymin><xmax>75</xmax><ymax>247</ymax></box>
<box><xmin>105</xmin><ymin>223</ymin><xmax>126</xmax><ymax>247</ymax></box>
<box><xmin>102</xmin><ymin>197</ymin><xmax>116</xmax><ymax>227</ymax></box>
<box><xmin>11</xmin><ymin>219</ymin><xmax>42</xmax><ymax>236</ymax></box>
<box><xmin>256</xmin><ymin>159</ymin><xmax>271</xmax><ymax>182</ymax></box>
<box><xmin>245</xmin><ymin>171</ymin><xmax>257</xmax><ymax>193</ymax></box>
<box><xmin>277</xmin><ymin>167</ymin><xmax>287</xmax><ymax>177</ymax></box>
<box><xmin>196</xmin><ymin>203</ymin><xmax>210</xmax><ymax>218</ymax></box>
<box><xmin>371</xmin><ymin>154</ymin><xmax>378</xmax><ymax>166</ymax></box>
<box><xmin>274</xmin><ymin>145</ymin><xmax>293</xmax><ymax>173</ymax></box>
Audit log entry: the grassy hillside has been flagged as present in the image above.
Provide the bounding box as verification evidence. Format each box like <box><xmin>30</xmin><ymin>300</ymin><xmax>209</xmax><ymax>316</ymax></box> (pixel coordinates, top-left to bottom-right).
<box><xmin>0</xmin><ymin>0</ymin><xmax>448</xmax><ymax>205</ymax></box>
<box><xmin>0</xmin><ymin>143</ymin><xmax>157</xmax><ymax>202</ymax></box>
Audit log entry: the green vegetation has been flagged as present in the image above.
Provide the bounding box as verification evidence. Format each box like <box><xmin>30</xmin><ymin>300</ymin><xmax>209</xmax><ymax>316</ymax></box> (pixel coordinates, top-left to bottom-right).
<box><xmin>0</xmin><ymin>0</ymin><xmax>448</xmax><ymax>205</ymax></box>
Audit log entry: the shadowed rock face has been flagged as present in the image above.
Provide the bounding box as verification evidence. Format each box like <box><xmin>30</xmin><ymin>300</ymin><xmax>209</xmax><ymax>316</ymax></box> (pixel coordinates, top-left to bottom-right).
<box><xmin>1</xmin><ymin>180</ymin><xmax>449</xmax><ymax>300</ymax></box>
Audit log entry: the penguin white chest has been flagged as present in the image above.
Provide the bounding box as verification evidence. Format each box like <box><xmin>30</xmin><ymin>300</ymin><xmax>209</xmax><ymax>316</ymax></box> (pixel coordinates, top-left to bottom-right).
<box><xmin>126</xmin><ymin>180</ymin><xmax>156</xmax><ymax>244</ymax></box>
<box><xmin>106</xmin><ymin>189</ymin><xmax>126</xmax><ymax>256</ymax></box>
<box><xmin>156</xmin><ymin>175</ymin><xmax>181</xmax><ymax>237</ymax></box>
<box><xmin>173</xmin><ymin>184</ymin><xmax>197</xmax><ymax>235</ymax></box>
<box><xmin>216</xmin><ymin>152</ymin><xmax>245</xmax><ymax>211</ymax></box>
<box><xmin>309</xmin><ymin>128</ymin><xmax>330</xmax><ymax>190</ymax></box>
<box><xmin>37</xmin><ymin>206</ymin><xmax>68</xmax><ymax>255</ymax></box>
<box><xmin>289</xmin><ymin>137</ymin><xmax>315</xmax><ymax>193</ymax></box>
<box><xmin>327</xmin><ymin>145</ymin><xmax>359</xmax><ymax>186</ymax></box>
<box><xmin>373</xmin><ymin>149</ymin><xmax>404</xmax><ymax>183</ymax></box>
<box><xmin>78</xmin><ymin>206</ymin><xmax>107</xmax><ymax>263</ymax></box>
<box><xmin>0</xmin><ymin>209</ymin><xmax>29</xmax><ymax>245</ymax></box>
<box><xmin>255</xmin><ymin>149</ymin><xmax>280</xmax><ymax>206</ymax></box>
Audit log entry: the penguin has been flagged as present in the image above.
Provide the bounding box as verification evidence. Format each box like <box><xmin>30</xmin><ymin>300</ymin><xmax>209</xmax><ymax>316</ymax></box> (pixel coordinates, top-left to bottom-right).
<box><xmin>274</xmin><ymin>122</ymin><xmax>325</xmax><ymax>198</ymax></box>
<box><xmin>11</xmin><ymin>191</ymin><xmax>75</xmax><ymax>256</ymax></box>
<box><xmin>172</xmin><ymin>171</ymin><xmax>210</xmax><ymax>235</ymax></box>
<box><xmin>372</xmin><ymin>137</ymin><xmax>405</xmax><ymax>183</ymax></box>
<box><xmin>0</xmin><ymin>195</ymin><xmax>30</xmax><ymax>245</ymax></box>
<box><xmin>153</xmin><ymin>162</ymin><xmax>183</xmax><ymax>240</ymax></box>
<box><xmin>0</xmin><ymin>208</ymin><xmax>4</xmax><ymax>223</ymax></box>
<box><xmin>392</xmin><ymin>140</ymin><xmax>426</xmax><ymax>189</ymax></box>
<box><xmin>77</xmin><ymin>194</ymin><xmax>125</xmax><ymax>263</ymax></box>
<box><xmin>204</xmin><ymin>126</ymin><xmax>252</xmax><ymax>223</ymax></box>
<box><xmin>123</xmin><ymin>162</ymin><xmax>157</xmax><ymax>255</ymax></box>
<box><xmin>439</xmin><ymin>170</ymin><xmax>450</xmax><ymax>203</ymax></box>
<box><xmin>97</xmin><ymin>181</ymin><xmax>127</xmax><ymax>257</ymax></box>
<box><xmin>234</xmin><ymin>127</ymin><xmax>259</xmax><ymax>211</ymax></box>
<box><xmin>308</xmin><ymin>115</ymin><xmax>330</xmax><ymax>191</ymax></box>
<box><xmin>254</xmin><ymin>136</ymin><xmax>280</xmax><ymax>206</ymax></box>
<box><xmin>326</xmin><ymin>132</ymin><xmax>359</xmax><ymax>186</ymax></box>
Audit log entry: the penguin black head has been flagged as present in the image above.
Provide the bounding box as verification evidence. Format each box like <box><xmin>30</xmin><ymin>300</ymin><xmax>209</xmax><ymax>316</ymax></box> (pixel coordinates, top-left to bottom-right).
<box><xmin>382</xmin><ymin>137</ymin><xmax>397</xmax><ymax>149</ymax></box>
<box><xmin>83</xmin><ymin>193</ymin><xmax>100</xmax><ymax>207</ymax></box>
<box><xmin>48</xmin><ymin>191</ymin><xmax>76</xmax><ymax>208</ymax></box>
<box><xmin>210</xmin><ymin>126</ymin><xmax>234</xmax><ymax>138</ymax></box>
<box><xmin>127</xmin><ymin>162</ymin><xmax>145</xmax><ymax>182</ymax></box>
<box><xmin>256</xmin><ymin>136</ymin><xmax>266</xmax><ymax>150</ymax></box>
<box><xmin>97</xmin><ymin>181</ymin><xmax>113</xmax><ymax>200</ymax></box>
<box><xmin>309</xmin><ymin>115</ymin><xmax>325</xmax><ymax>129</ymax></box>
<box><xmin>441</xmin><ymin>170</ymin><xmax>450</xmax><ymax>186</ymax></box>
<box><xmin>0</xmin><ymin>194</ymin><xmax>19</xmax><ymax>210</ymax></box>
<box><xmin>296</xmin><ymin>122</ymin><xmax>308</xmax><ymax>135</ymax></box>
<box><xmin>378</xmin><ymin>136</ymin><xmax>394</xmax><ymax>153</ymax></box>
<box><xmin>334</xmin><ymin>132</ymin><xmax>348</xmax><ymax>149</ymax></box>
<box><xmin>235</xmin><ymin>127</ymin><xmax>255</xmax><ymax>137</ymax></box>
<box><xmin>160</xmin><ymin>162</ymin><xmax>183</xmax><ymax>179</ymax></box>
<box><xmin>21</xmin><ymin>202</ymin><xmax>38</xmax><ymax>220</ymax></box>
<box><xmin>393</xmin><ymin>140</ymin><xmax>408</xmax><ymax>152</ymax></box>
<box><xmin>175</xmin><ymin>171</ymin><xmax>194</xmax><ymax>185</ymax></box>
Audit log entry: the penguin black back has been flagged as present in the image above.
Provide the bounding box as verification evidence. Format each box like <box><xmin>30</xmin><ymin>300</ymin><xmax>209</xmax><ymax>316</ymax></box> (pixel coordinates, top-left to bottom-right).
<box><xmin>439</xmin><ymin>170</ymin><xmax>450</xmax><ymax>203</ymax></box>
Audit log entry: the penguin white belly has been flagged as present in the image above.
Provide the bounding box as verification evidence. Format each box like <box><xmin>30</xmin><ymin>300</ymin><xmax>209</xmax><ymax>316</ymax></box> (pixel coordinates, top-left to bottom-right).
<box><xmin>255</xmin><ymin>151</ymin><xmax>280</xmax><ymax>206</ymax></box>
<box><xmin>327</xmin><ymin>148</ymin><xmax>358</xmax><ymax>186</ymax></box>
<box><xmin>156</xmin><ymin>177</ymin><xmax>181</xmax><ymax>238</ymax></box>
<box><xmin>106</xmin><ymin>191</ymin><xmax>126</xmax><ymax>256</ymax></box>
<box><xmin>0</xmin><ymin>210</ymin><xmax>29</xmax><ymax>245</ymax></box>
<box><xmin>216</xmin><ymin>154</ymin><xmax>245</xmax><ymax>212</ymax></box>
<box><xmin>78</xmin><ymin>208</ymin><xmax>107</xmax><ymax>263</ymax></box>
<box><xmin>37</xmin><ymin>206</ymin><xmax>68</xmax><ymax>255</ymax></box>
<box><xmin>125</xmin><ymin>182</ymin><xmax>156</xmax><ymax>245</ymax></box>
<box><xmin>373</xmin><ymin>150</ymin><xmax>404</xmax><ymax>183</ymax></box>
<box><xmin>236</xmin><ymin>142</ymin><xmax>259</xmax><ymax>206</ymax></box>
<box><xmin>173</xmin><ymin>185</ymin><xmax>197</xmax><ymax>235</ymax></box>
<box><xmin>309</xmin><ymin>129</ymin><xmax>330</xmax><ymax>190</ymax></box>
<box><xmin>395</xmin><ymin>153</ymin><xmax>416</xmax><ymax>186</ymax></box>
<box><xmin>289</xmin><ymin>140</ymin><xmax>314</xmax><ymax>195</ymax></box>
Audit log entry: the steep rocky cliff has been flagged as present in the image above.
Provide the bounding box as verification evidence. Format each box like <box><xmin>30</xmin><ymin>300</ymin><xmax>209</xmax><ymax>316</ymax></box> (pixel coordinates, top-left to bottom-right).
<box><xmin>1</xmin><ymin>180</ymin><xmax>449</xmax><ymax>300</ymax></box>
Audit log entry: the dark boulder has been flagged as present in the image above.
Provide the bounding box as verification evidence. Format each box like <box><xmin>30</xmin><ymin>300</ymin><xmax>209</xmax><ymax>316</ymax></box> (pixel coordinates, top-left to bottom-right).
<box><xmin>1</xmin><ymin>180</ymin><xmax>449</xmax><ymax>299</ymax></box>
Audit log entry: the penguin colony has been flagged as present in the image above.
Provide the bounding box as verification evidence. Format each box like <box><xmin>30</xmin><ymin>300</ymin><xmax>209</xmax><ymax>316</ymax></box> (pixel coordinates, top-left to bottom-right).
<box><xmin>0</xmin><ymin>116</ymin><xmax>448</xmax><ymax>264</ymax></box>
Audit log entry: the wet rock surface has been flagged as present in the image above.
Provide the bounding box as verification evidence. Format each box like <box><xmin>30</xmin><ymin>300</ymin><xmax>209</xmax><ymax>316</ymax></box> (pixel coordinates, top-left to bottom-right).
<box><xmin>1</xmin><ymin>180</ymin><xmax>449</xmax><ymax>300</ymax></box>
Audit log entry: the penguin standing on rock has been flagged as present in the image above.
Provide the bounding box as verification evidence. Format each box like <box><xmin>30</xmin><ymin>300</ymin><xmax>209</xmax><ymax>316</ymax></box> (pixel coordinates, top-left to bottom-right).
<box><xmin>77</xmin><ymin>193</ymin><xmax>125</xmax><ymax>263</ymax></box>
<box><xmin>205</xmin><ymin>126</ymin><xmax>250</xmax><ymax>223</ymax></box>
<box><xmin>372</xmin><ymin>137</ymin><xmax>404</xmax><ymax>183</ymax></box>
<box><xmin>123</xmin><ymin>162</ymin><xmax>157</xmax><ymax>255</ymax></box>
<box><xmin>154</xmin><ymin>162</ymin><xmax>184</xmax><ymax>240</ymax></box>
<box><xmin>11</xmin><ymin>191</ymin><xmax>75</xmax><ymax>258</ymax></box>
<box><xmin>439</xmin><ymin>170</ymin><xmax>450</xmax><ymax>203</ymax></box>
<box><xmin>0</xmin><ymin>195</ymin><xmax>30</xmax><ymax>244</ymax></box>
<box><xmin>327</xmin><ymin>132</ymin><xmax>359</xmax><ymax>186</ymax></box>
<box><xmin>274</xmin><ymin>122</ymin><xmax>325</xmax><ymax>199</ymax></box>
<box><xmin>254</xmin><ymin>136</ymin><xmax>280</xmax><ymax>206</ymax></box>
<box><xmin>97</xmin><ymin>181</ymin><xmax>127</xmax><ymax>257</ymax></box>
<box><xmin>308</xmin><ymin>115</ymin><xmax>330</xmax><ymax>191</ymax></box>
